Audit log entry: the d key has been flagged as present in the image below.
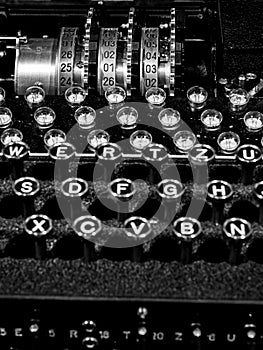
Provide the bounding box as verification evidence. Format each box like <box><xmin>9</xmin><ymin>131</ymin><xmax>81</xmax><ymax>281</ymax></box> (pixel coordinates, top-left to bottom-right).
<box><xmin>60</xmin><ymin>177</ymin><xmax>89</xmax><ymax>220</ymax></box>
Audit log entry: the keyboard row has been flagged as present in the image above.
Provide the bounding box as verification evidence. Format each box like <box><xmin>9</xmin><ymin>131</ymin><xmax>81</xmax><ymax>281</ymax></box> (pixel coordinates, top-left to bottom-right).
<box><xmin>1</xmin><ymin>126</ymin><xmax>263</xmax><ymax>156</ymax></box>
<box><xmin>1</xmin><ymin>85</ymin><xmax>263</xmax><ymax>155</ymax></box>
<box><xmin>1</xmin><ymin>143</ymin><xmax>263</xmax><ymax>188</ymax></box>
<box><xmin>0</xmin><ymin>84</ymin><xmax>258</xmax><ymax>113</ymax></box>
<box><xmin>0</xmin><ymin>176</ymin><xmax>262</xmax><ymax>221</ymax></box>
<box><xmin>1</xmin><ymin>102</ymin><xmax>263</xmax><ymax>134</ymax></box>
<box><xmin>1</xmin><ymin>213</ymin><xmax>263</xmax><ymax>265</ymax></box>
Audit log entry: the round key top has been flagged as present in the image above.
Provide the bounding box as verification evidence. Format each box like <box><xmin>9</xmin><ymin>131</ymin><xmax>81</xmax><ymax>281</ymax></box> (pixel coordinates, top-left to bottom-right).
<box><xmin>188</xmin><ymin>144</ymin><xmax>215</xmax><ymax>164</ymax></box>
<box><xmin>73</xmin><ymin>215</ymin><xmax>102</xmax><ymax>239</ymax></box>
<box><xmin>48</xmin><ymin>142</ymin><xmax>75</xmax><ymax>160</ymax></box>
<box><xmin>188</xmin><ymin>144</ymin><xmax>215</xmax><ymax>184</ymax></box>
<box><xmin>96</xmin><ymin>142</ymin><xmax>122</xmax><ymax>182</ymax></box>
<box><xmin>96</xmin><ymin>143</ymin><xmax>122</xmax><ymax>160</ymax></box>
<box><xmin>223</xmin><ymin>217</ymin><xmax>252</xmax><ymax>265</ymax></box>
<box><xmin>0</xmin><ymin>128</ymin><xmax>23</xmax><ymax>145</ymax></box>
<box><xmin>142</xmin><ymin>143</ymin><xmax>168</xmax><ymax>162</ymax></box>
<box><xmin>87</xmin><ymin>129</ymin><xmax>110</xmax><ymax>150</ymax></box>
<box><xmin>44</xmin><ymin>129</ymin><xmax>66</xmax><ymax>148</ymax></box>
<box><xmin>236</xmin><ymin>144</ymin><xmax>262</xmax><ymax>185</ymax></box>
<box><xmin>244</xmin><ymin>111</ymin><xmax>263</xmax><ymax>132</ymax></box>
<box><xmin>3</xmin><ymin>141</ymin><xmax>30</xmax><ymax>179</ymax></box>
<box><xmin>109</xmin><ymin>178</ymin><xmax>136</xmax><ymax>200</ymax></box>
<box><xmin>73</xmin><ymin>215</ymin><xmax>102</xmax><ymax>262</ymax></box>
<box><xmin>48</xmin><ymin>142</ymin><xmax>76</xmax><ymax>181</ymax></box>
<box><xmin>124</xmin><ymin>216</ymin><xmax>152</xmax><ymax>262</ymax></box>
<box><xmin>201</xmin><ymin>109</ymin><xmax>223</xmax><ymax>131</ymax></box>
<box><xmin>157</xmin><ymin>179</ymin><xmax>184</xmax><ymax>221</ymax></box>
<box><xmin>24</xmin><ymin>214</ymin><xmax>52</xmax><ymax>236</ymax></box>
<box><xmin>173</xmin><ymin>130</ymin><xmax>196</xmax><ymax>153</ymax></box>
<box><xmin>207</xmin><ymin>180</ymin><xmax>233</xmax><ymax>225</ymax></box>
<box><xmin>108</xmin><ymin>178</ymin><xmax>136</xmax><ymax>222</ymax></box>
<box><xmin>61</xmin><ymin>178</ymin><xmax>89</xmax><ymax>198</ymax></box>
<box><xmin>141</xmin><ymin>143</ymin><xmax>168</xmax><ymax>183</ymax></box>
<box><xmin>130</xmin><ymin>130</ymin><xmax>153</xmax><ymax>152</ymax></box>
<box><xmin>124</xmin><ymin>216</ymin><xmax>152</xmax><ymax>239</ymax></box>
<box><xmin>3</xmin><ymin>141</ymin><xmax>29</xmax><ymax>160</ymax></box>
<box><xmin>158</xmin><ymin>108</ymin><xmax>180</xmax><ymax>131</ymax></box>
<box><xmin>157</xmin><ymin>179</ymin><xmax>184</xmax><ymax>199</ymax></box>
<box><xmin>61</xmin><ymin>178</ymin><xmax>89</xmax><ymax>220</ymax></box>
<box><xmin>24</xmin><ymin>214</ymin><xmax>52</xmax><ymax>259</ymax></box>
<box><xmin>173</xmin><ymin>217</ymin><xmax>202</xmax><ymax>264</ymax></box>
<box><xmin>13</xmin><ymin>177</ymin><xmax>40</xmax><ymax>217</ymax></box>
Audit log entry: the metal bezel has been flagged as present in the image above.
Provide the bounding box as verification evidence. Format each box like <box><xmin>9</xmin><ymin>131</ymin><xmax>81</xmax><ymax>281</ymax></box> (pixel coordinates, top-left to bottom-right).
<box><xmin>142</xmin><ymin>143</ymin><xmax>168</xmax><ymax>161</ymax></box>
<box><xmin>96</xmin><ymin>142</ymin><xmax>122</xmax><ymax>160</ymax></box>
<box><xmin>61</xmin><ymin>177</ymin><xmax>89</xmax><ymax>198</ymax></box>
<box><xmin>3</xmin><ymin>141</ymin><xmax>30</xmax><ymax>160</ymax></box>
<box><xmin>124</xmin><ymin>216</ymin><xmax>152</xmax><ymax>239</ymax></box>
<box><xmin>173</xmin><ymin>217</ymin><xmax>202</xmax><ymax>241</ymax></box>
<box><xmin>24</xmin><ymin>214</ymin><xmax>52</xmax><ymax>237</ymax></box>
<box><xmin>108</xmin><ymin>178</ymin><xmax>136</xmax><ymax>199</ymax></box>
<box><xmin>223</xmin><ymin>217</ymin><xmax>252</xmax><ymax>240</ymax></box>
<box><xmin>157</xmin><ymin>179</ymin><xmax>184</xmax><ymax>199</ymax></box>
<box><xmin>207</xmin><ymin>180</ymin><xmax>233</xmax><ymax>201</ymax></box>
<box><xmin>73</xmin><ymin>215</ymin><xmax>102</xmax><ymax>239</ymax></box>
<box><xmin>188</xmin><ymin>143</ymin><xmax>215</xmax><ymax>164</ymax></box>
<box><xmin>48</xmin><ymin>142</ymin><xmax>76</xmax><ymax>160</ymax></box>
<box><xmin>13</xmin><ymin>177</ymin><xmax>40</xmax><ymax>197</ymax></box>
<box><xmin>236</xmin><ymin>144</ymin><xmax>262</xmax><ymax>164</ymax></box>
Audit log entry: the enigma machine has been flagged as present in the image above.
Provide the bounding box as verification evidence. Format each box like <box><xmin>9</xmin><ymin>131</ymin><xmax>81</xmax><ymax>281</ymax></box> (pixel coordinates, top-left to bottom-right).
<box><xmin>2</xmin><ymin>0</ymin><xmax>263</xmax><ymax>348</ymax></box>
